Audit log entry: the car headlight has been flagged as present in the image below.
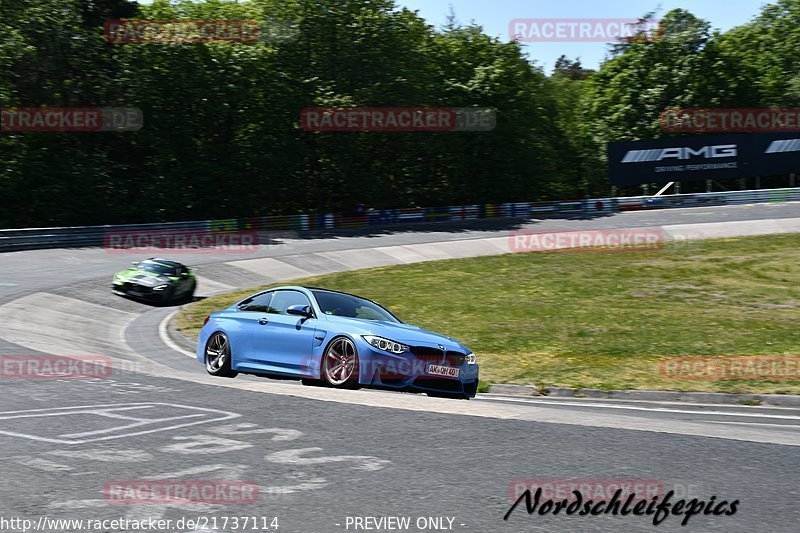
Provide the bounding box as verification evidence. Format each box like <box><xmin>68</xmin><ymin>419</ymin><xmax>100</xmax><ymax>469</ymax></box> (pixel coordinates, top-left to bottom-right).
<box><xmin>363</xmin><ymin>335</ymin><xmax>409</xmax><ymax>354</ymax></box>
<box><xmin>465</xmin><ymin>353</ymin><xmax>477</xmax><ymax>365</ymax></box>
<box><xmin>153</xmin><ymin>284</ymin><xmax>169</xmax><ymax>291</ymax></box>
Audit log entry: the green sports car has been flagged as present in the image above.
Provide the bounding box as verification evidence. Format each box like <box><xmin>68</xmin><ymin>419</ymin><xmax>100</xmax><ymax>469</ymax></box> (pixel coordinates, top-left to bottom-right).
<box><xmin>111</xmin><ymin>258</ymin><xmax>196</xmax><ymax>304</ymax></box>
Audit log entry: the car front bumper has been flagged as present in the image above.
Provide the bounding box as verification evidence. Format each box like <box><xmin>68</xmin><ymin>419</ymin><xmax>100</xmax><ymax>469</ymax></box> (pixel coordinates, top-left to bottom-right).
<box><xmin>112</xmin><ymin>281</ymin><xmax>170</xmax><ymax>301</ymax></box>
<box><xmin>356</xmin><ymin>341</ymin><xmax>479</xmax><ymax>398</ymax></box>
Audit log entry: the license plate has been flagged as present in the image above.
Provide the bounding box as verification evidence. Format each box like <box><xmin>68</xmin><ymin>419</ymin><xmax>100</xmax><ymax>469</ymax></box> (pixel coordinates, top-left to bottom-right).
<box><xmin>427</xmin><ymin>365</ymin><xmax>459</xmax><ymax>378</ymax></box>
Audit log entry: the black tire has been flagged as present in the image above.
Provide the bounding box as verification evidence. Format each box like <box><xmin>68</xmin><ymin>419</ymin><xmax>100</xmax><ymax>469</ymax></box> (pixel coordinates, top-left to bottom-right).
<box><xmin>321</xmin><ymin>336</ymin><xmax>360</xmax><ymax>389</ymax></box>
<box><xmin>204</xmin><ymin>331</ymin><xmax>238</xmax><ymax>378</ymax></box>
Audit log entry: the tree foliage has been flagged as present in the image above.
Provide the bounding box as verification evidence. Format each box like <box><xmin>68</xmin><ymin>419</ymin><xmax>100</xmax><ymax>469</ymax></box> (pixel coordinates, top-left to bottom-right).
<box><xmin>0</xmin><ymin>0</ymin><xmax>797</xmax><ymax>227</ymax></box>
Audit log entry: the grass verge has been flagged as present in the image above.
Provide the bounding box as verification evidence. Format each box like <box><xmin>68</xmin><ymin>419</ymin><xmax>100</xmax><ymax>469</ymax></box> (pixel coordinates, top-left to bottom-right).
<box><xmin>177</xmin><ymin>234</ymin><xmax>800</xmax><ymax>394</ymax></box>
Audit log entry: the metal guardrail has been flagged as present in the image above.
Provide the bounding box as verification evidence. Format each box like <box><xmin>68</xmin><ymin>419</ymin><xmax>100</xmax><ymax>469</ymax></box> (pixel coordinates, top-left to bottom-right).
<box><xmin>1</xmin><ymin>188</ymin><xmax>798</xmax><ymax>252</ymax></box>
<box><xmin>617</xmin><ymin>188</ymin><xmax>800</xmax><ymax>211</ymax></box>
<box><xmin>0</xmin><ymin>220</ymin><xmax>219</xmax><ymax>251</ymax></box>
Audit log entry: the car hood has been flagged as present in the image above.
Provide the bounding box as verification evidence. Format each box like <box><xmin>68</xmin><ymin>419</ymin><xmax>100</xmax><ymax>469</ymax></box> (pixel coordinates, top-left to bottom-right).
<box><xmin>113</xmin><ymin>268</ymin><xmax>176</xmax><ymax>286</ymax></box>
<box><xmin>323</xmin><ymin>315</ymin><xmax>470</xmax><ymax>352</ymax></box>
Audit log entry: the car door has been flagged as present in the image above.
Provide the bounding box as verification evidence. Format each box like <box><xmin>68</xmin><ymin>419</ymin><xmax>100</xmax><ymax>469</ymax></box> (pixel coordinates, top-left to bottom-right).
<box><xmin>178</xmin><ymin>264</ymin><xmax>192</xmax><ymax>295</ymax></box>
<box><xmin>230</xmin><ymin>291</ymin><xmax>276</xmax><ymax>370</ymax></box>
<box><xmin>251</xmin><ymin>289</ymin><xmax>317</xmax><ymax>376</ymax></box>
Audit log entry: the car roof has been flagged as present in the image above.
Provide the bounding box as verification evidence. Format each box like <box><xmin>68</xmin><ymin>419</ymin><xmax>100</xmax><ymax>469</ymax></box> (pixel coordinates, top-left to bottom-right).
<box><xmin>146</xmin><ymin>258</ymin><xmax>184</xmax><ymax>268</ymax></box>
<box><xmin>256</xmin><ymin>286</ymin><xmax>371</xmax><ymax>301</ymax></box>
<box><xmin>244</xmin><ymin>286</ymin><xmax>402</xmax><ymax>321</ymax></box>
<box><xmin>303</xmin><ymin>286</ymin><xmax>362</xmax><ymax>298</ymax></box>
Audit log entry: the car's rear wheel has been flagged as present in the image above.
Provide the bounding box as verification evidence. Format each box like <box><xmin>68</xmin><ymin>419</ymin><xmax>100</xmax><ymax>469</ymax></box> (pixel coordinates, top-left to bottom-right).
<box><xmin>205</xmin><ymin>332</ymin><xmax>238</xmax><ymax>378</ymax></box>
<box><xmin>321</xmin><ymin>336</ymin><xmax>360</xmax><ymax>389</ymax></box>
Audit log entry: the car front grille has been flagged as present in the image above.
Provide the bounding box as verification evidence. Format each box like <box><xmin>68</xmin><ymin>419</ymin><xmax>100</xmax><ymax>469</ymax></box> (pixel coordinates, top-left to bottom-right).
<box><xmin>410</xmin><ymin>346</ymin><xmax>465</xmax><ymax>368</ymax></box>
<box><xmin>410</xmin><ymin>346</ymin><xmax>444</xmax><ymax>361</ymax></box>
<box><xmin>125</xmin><ymin>282</ymin><xmax>151</xmax><ymax>294</ymax></box>
<box><xmin>445</xmin><ymin>351</ymin><xmax>466</xmax><ymax>367</ymax></box>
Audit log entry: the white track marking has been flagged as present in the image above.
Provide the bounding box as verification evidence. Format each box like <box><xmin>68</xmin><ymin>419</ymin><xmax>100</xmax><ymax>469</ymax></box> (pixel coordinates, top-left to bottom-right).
<box><xmin>161</xmin><ymin>435</ymin><xmax>253</xmax><ymax>454</ymax></box>
<box><xmin>48</xmin><ymin>499</ymin><xmax>107</xmax><ymax>510</ymax></box>
<box><xmin>16</xmin><ymin>457</ymin><xmax>73</xmax><ymax>471</ymax></box>
<box><xmin>59</xmin><ymin>414</ymin><xmax>205</xmax><ymax>439</ymax></box>
<box><xmin>0</xmin><ymin>403</ymin><xmax>239</xmax><ymax>444</ymax></box>
<box><xmin>258</xmin><ymin>477</ymin><xmax>327</xmax><ymax>495</ymax></box>
<box><xmin>705</xmin><ymin>420</ymin><xmax>800</xmax><ymax>428</ymax></box>
<box><xmin>479</xmin><ymin>394</ymin><xmax>800</xmax><ymax>411</ymax></box>
<box><xmin>265</xmin><ymin>448</ymin><xmax>391</xmax><ymax>471</ymax></box>
<box><xmin>208</xmin><ymin>423</ymin><xmax>303</xmax><ymax>441</ymax></box>
<box><xmin>477</xmin><ymin>396</ymin><xmax>800</xmax><ymax>420</ymax></box>
<box><xmin>49</xmin><ymin>449</ymin><xmax>152</xmax><ymax>462</ymax></box>
<box><xmin>148</xmin><ymin>464</ymin><xmax>241</xmax><ymax>479</ymax></box>
<box><xmin>159</xmin><ymin>309</ymin><xmax>196</xmax><ymax>358</ymax></box>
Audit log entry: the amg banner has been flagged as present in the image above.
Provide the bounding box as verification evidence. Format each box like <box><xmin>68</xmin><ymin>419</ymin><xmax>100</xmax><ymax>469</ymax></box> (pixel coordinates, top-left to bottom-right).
<box><xmin>607</xmin><ymin>133</ymin><xmax>800</xmax><ymax>186</ymax></box>
<box><xmin>755</xmin><ymin>132</ymin><xmax>800</xmax><ymax>176</ymax></box>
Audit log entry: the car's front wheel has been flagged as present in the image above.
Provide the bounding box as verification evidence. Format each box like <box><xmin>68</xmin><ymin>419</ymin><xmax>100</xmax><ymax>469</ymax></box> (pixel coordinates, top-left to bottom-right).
<box><xmin>321</xmin><ymin>336</ymin><xmax>360</xmax><ymax>389</ymax></box>
<box><xmin>205</xmin><ymin>331</ymin><xmax>238</xmax><ymax>378</ymax></box>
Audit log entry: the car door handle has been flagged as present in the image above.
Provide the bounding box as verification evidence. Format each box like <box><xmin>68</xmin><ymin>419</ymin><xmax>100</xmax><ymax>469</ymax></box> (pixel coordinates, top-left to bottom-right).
<box><xmin>258</xmin><ymin>318</ymin><xmax>269</xmax><ymax>325</ymax></box>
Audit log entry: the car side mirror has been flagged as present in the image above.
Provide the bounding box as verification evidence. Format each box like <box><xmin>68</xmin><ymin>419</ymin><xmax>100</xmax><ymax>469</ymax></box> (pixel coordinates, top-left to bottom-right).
<box><xmin>131</xmin><ymin>261</ymin><xmax>139</xmax><ymax>266</ymax></box>
<box><xmin>180</xmin><ymin>272</ymin><xmax>189</xmax><ymax>279</ymax></box>
<box><xmin>287</xmin><ymin>305</ymin><xmax>313</xmax><ymax>318</ymax></box>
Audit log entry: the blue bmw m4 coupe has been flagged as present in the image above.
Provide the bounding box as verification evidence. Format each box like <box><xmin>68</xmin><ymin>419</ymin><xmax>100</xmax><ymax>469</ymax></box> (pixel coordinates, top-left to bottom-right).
<box><xmin>197</xmin><ymin>286</ymin><xmax>479</xmax><ymax>398</ymax></box>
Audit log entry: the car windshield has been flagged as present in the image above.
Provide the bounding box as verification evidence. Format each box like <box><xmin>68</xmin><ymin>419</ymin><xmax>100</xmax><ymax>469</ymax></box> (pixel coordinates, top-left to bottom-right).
<box><xmin>138</xmin><ymin>261</ymin><xmax>178</xmax><ymax>276</ymax></box>
<box><xmin>312</xmin><ymin>290</ymin><xmax>400</xmax><ymax>323</ymax></box>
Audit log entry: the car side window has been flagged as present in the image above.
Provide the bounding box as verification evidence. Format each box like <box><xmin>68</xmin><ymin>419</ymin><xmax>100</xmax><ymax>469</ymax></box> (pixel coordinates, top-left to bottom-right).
<box><xmin>268</xmin><ymin>290</ymin><xmax>311</xmax><ymax>315</ymax></box>
<box><xmin>238</xmin><ymin>292</ymin><xmax>274</xmax><ymax>313</ymax></box>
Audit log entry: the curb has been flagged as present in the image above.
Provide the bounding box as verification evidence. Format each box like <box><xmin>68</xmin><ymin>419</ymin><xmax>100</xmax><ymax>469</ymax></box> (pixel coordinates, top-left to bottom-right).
<box><xmin>485</xmin><ymin>385</ymin><xmax>800</xmax><ymax>407</ymax></box>
<box><xmin>167</xmin><ymin>313</ymin><xmax>198</xmax><ymax>354</ymax></box>
<box><xmin>485</xmin><ymin>384</ymin><xmax>540</xmax><ymax>396</ymax></box>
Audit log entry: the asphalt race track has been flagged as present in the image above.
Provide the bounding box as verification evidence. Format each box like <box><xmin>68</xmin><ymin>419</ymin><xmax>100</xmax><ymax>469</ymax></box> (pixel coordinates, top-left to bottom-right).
<box><xmin>1</xmin><ymin>203</ymin><xmax>799</xmax><ymax>532</ymax></box>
